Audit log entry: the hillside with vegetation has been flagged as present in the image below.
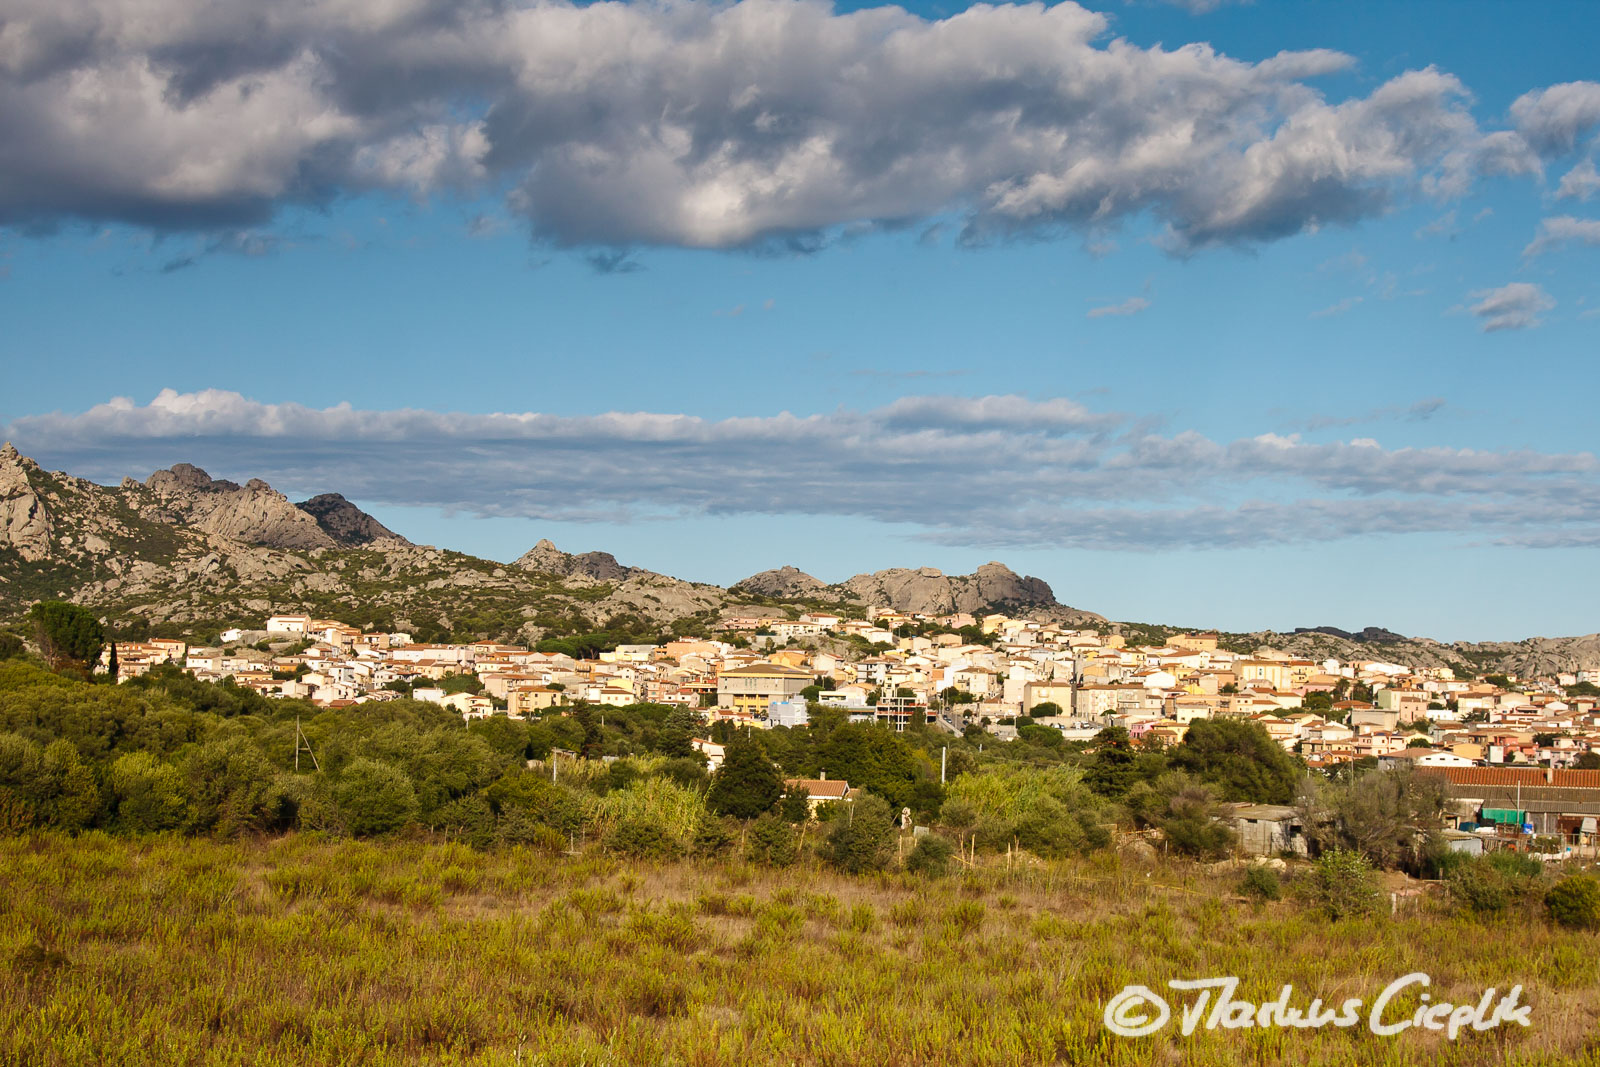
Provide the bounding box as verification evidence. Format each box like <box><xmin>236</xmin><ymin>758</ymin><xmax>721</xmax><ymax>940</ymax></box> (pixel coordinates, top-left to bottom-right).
<box><xmin>2</xmin><ymin>651</ymin><xmax>1600</xmax><ymax>1065</ymax></box>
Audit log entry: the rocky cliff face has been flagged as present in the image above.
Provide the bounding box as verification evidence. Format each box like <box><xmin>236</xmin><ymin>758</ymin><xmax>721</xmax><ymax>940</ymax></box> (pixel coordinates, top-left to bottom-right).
<box><xmin>1249</xmin><ymin>629</ymin><xmax>1600</xmax><ymax>676</ymax></box>
<box><xmin>735</xmin><ymin>565</ymin><xmax>826</xmax><ymax>598</ymax></box>
<box><xmin>142</xmin><ymin>464</ymin><xmax>335</xmax><ymax>550</ymax></box>
<box><xmin>0</xmin><ymin>443</ymin><xmax>54</xmax><ymax>562</ymax></box>
<box><xmin>513</xmin><ymin>538</ymin><xmax>636</xmax><ymax>582</ymax></box>
<box><xmin>296</xmin><ymin>494</ymin><xmax>409</xmax><ymax>546</ymax></box>
<box><xmin>839</xmin><ymin>561</ymin><xmax>1101</xmax><ymax>622</ymax></box>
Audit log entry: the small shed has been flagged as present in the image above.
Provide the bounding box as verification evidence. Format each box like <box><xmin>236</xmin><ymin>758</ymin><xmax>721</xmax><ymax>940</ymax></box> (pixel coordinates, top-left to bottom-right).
<box><xmin>1226</xmin><ymin>803</ymin><xmax>1309</xmax><ymax>857</ymax></box>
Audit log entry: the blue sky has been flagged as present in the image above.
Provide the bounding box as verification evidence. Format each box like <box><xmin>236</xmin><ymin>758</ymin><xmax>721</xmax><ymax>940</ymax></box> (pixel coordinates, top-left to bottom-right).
<box><xmin>2</xmin><ymin>0</ymin><xmax>1598</xmax><ymax>641</ymax></box>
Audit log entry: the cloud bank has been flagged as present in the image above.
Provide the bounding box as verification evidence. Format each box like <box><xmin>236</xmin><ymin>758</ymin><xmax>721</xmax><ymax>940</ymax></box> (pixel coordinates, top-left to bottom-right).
<box><xmin>7</xmin><ymin>389</ymin><xmax>1598</xmax><ymax>552</ymax></box>
<box><xmin>1</xmin><ymin>0</ymin><xmax>1589</xmax><ymax>252</ymax></box>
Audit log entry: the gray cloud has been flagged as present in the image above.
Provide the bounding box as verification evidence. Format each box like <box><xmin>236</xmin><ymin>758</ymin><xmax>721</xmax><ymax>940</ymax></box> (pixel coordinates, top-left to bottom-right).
<box><xmin>0</xmin><ymin>0</ymin><xmax>1561</xmax><ymax>253</ymax></box>
<box><xmin>6</xmin><ymin>389</ymin><xmax>1597</xmax><ymax>553</ymax></box>
<box><xmin>1466</xmin><ymin>282</ymin><xmax>1555</xmax><ymax>331</ymax></box>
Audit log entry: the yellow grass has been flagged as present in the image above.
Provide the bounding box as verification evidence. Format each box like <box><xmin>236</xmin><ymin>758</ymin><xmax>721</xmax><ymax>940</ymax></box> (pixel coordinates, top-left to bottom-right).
<box><xmin>2</xmin><ymin>832</ymin><xmax>1598</xmax><ymax>1066</ymax></box>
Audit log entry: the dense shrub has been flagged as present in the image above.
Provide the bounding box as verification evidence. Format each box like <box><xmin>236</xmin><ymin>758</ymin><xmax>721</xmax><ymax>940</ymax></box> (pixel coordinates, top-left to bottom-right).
<box><xmin>1311</xmin><ymin>849</ymin><xmax>1381</xmax><ymax>921</ymax></box>
<box><xmin>334</xmin><ymin>759</ymin><xmax>417</xmax><ymax>836</ymax></box>
<box><xmin>905</xmin><ymin>834</ymin><xmax>956</xmax><ymax>877</ymax></box>
<box><xmin>1546</xmin><ymin>875</ymin><xmax>1600</xmax><ymax>930</ymax></box>
<box><xmin>181</xmin><ymin>736</ymin><xmax>285</xmax><ymax>837</ymax></box>
<box><xmin>1448</xmin><ymin>860</ymin><xmax>1514</xmax><ymax>914</ymax></box>
<box><xmin>108</xmin><ymin>751</ymin><xmax>187</xmax><ymax>833</ymax></box>
<box><xmin>1240</xmin><ymin>865</ymin><xmax>1281</xmax><ymax>900</ymax></box>
<box><xmin>608</xmin><ymin>815</ymin><xmax>679</xmax><ymax>859</ymax></box>
<box><xmin>822</xmin><ymin>795</ymin><xmax>896</xmax><ymax>874</ymax></box>
<box><xmin>745</xmin><ymin>813</ymin><xmax>798</xmax><ymax>867</ymax></box>
<box><xmin>691</xmin><ymin>815</ymin><xmax>737</xmax><ymax>858</ymax></box>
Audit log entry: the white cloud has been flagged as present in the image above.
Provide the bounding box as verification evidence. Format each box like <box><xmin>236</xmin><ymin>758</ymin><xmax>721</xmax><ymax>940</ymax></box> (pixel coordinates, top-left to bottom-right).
<box><xmin>7</xmin><ymin>388</ymin><xmax>1598</xmax><ymax>552</ymax></box>
<box><xmin>1556</xmin><ymin>158</ymin><xmax>1600</xmax><ymax>201</ymax></box>
<box><xmin>1466</xmin><ymin>282</ymin><xmax>1556</xmax><ymax>331</ymax></box>
<box><xmin>1510</xmin><ymin>81</ymin><xmax>1600</xmax><ymax>156</ymax></box>
<box><xmin>1087</xmin><ymin>296</ymin><xmax>1151</xmax><ymax>318</ymax></box>
<box><xmin>0</xmin><ymin>0</ymin><xmax>1560</xmax><ymax>252</ymax></box>
<box><xmin>1523</xmin><ymin>215</ymin><xmax>1600</xmax><ymax>257</ymax></box>
<box><xmin>1311</xmin><ymin>295</ymin><xmax>1362</xmax><ymax>318</ymax></box>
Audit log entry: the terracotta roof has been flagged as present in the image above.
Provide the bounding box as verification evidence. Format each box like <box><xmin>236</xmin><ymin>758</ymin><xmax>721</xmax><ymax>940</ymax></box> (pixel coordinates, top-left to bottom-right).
<box><xmin>1418</xmin><ymin>767</ymin><xmax>1600</xmax><ymax>788</ymax></box>
<box><xmin>784</xmin><ymin>778</ymin><xmax>851</xmax><ymax>800</ymax></box>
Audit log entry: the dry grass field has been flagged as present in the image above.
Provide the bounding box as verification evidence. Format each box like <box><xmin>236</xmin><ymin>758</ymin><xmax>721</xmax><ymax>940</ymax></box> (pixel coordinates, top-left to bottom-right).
<box><xmin>4</xmin><ymin>832</ymin><xmax>1599</xmax><ymax>1066</ymax></box>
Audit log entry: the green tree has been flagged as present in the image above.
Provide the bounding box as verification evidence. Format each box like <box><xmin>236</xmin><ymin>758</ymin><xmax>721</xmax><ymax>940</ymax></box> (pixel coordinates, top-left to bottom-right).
<box><xmin>780</xmin><ymin>786</ymin><xmax>812</xmax><ymax>824</ymax></box>
<box><xmin>814</xmin><ymin>724</ymin><xmax>919</xmax><ymax>808</ymax></box>
<box><xmin>1083</xmin><ymin>727</ymin><xmax>1139</xmax><ymax>798</ymax></box>
<box><xmin>1170</xmin><ymin>719</ymin><xmax>1300</xmax><ymax>803</ymax></box>
<box><xmin>0</xmin><ymin>732</ymin><xmax>46</xmax><ymax>832</ymax></box>
<box><xmin>1139</xmin><ymin>772</ymin><xmax>1233</xmax><ymax>859</ymax></box>
<box><xmin>334</xmin><ymin>758</ymin><xmax>417</xmax><ymax>836</ymax></box>
<box><xmin>575</xmin><ymin>706</ymin><xmax>604</xmax><ymax>759</ymax></box>
<box><xmin>41</xmin><ymin>739</ymin><xmax>100</xmax><ymax>831</ymax></box>
<box><xmin>1028</xmin><ymin>701</ymin><xmax>1063</xmax><ymax>718</ymax></box>
<box><xmin>438</xmin><ymin>673</ymin><xmax>484</xmax><ymax>695</ymax></box>
<box><xmin>1300</xmin><ymin>765</ymin><xmax>1448</xmax><ymax>869</ymax></box>
<box><xmin>1575</xmin><ymin>752</ymin><xmax>1600</xmax><ymax>770</ymax></box>
<box><xmin>484</xmin><ymin>769</ymin><xmax>583</xmax><ymax>834</ymax></box>
<box><xmin>656</xmin><ymin>707</ymin><xmax>700</xmax><ymax>759</ymax></box>
<box><xmin>28</xmin><ymin>601</ymin><xmax>104</xmax><ymax>675</ymax></box>
<box><xmin>706</xmin><ymin>737</ymin><xmax>782</xmax><ymax>819</ymax></box>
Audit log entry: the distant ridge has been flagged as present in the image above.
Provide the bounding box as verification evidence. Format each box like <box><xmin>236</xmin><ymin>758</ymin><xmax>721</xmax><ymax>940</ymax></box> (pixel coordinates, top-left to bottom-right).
<box><xmin>1292</xmin><ymin>625</ymin><xmax>1408</xmax><ymax>644</ymax></box>
<box><xmin>3</xmin><ymin>444</ymin><xmax>1598</xmax><ymax>674</ymax></box>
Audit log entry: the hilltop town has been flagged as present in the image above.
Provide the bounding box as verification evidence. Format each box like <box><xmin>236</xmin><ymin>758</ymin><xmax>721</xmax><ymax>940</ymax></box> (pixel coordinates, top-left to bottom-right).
<box><xmin>108</xmin><ymin>606</ymin><xmax>1600</xmax><ymax>776</ymax></box>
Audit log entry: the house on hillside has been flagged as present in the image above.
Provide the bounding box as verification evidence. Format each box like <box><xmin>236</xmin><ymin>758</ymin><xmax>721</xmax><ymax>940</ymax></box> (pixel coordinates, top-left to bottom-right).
<box><xmin>782</xmin><ymin>776</ymin><xmax>852</xmax><ymax>814</ymax></box>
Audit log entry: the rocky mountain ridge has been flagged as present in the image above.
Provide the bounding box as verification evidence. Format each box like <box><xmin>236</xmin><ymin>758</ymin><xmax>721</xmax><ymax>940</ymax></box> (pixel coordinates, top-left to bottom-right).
<box><xmin>2</xmin><ymin>445</ymin><xmax>1596</xmax><ymax>675</ymax></box>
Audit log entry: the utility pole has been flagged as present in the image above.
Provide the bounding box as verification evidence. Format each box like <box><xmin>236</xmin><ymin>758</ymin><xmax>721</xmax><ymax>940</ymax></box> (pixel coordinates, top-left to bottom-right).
<box><xmin>941</xmin><ymin>746</ymin><xmax>947</xmax><ymax>785</ymax></box>
<box><xmin>294</xmin><ymin>716</ymin><xmax>319</xmax><ymax>772</ymax></box>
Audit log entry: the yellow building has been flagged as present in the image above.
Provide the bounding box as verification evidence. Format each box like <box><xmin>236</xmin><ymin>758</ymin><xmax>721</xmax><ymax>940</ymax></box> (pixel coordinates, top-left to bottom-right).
<box><xmin>717</xmin><ymin>662</ymin><xmax>814</xmax><ymax>716</ymax></box>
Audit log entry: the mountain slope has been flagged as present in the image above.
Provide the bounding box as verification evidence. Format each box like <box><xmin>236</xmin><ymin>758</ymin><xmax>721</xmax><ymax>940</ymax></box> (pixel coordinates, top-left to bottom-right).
<box><xmin>296</xmin><ymin>494</ymin><xmax>410</xmax><ymax>546</ymax></box>
<box><xmin>734</xmin><ymin>566</ymin><xmax>827</xmax><ymax>599</ymax></box>
<box><xmin>4</xmin><ymin>446</ymin><xmax>1595</xmax><ymax>675</ymax></box>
